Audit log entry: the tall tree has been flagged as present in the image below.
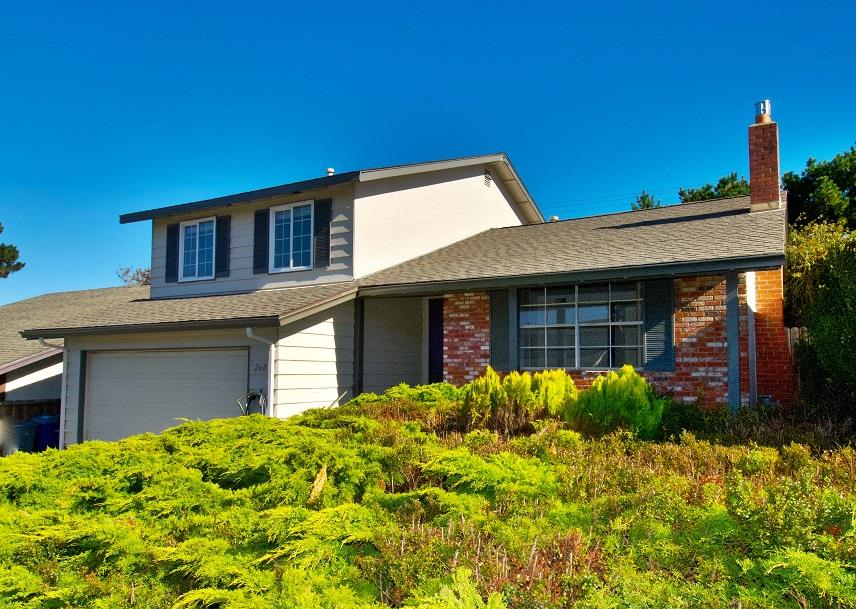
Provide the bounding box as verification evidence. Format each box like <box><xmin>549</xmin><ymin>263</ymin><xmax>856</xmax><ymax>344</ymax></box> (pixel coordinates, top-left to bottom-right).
<box><xmin>0</xmin><ymin>223</ymin><xmax>24</xmax><ymax>278</ymax></box>
<box><xmin>631</xmin><ymin>190</ymin><xmax>662</xmax><ymax>211</ymax></box>
<box><xmin>678</xmin><ymin>172</ymin><xmax>750</xmax><ymax>203</ymax></box>
<box><xmin>783</xmin><ymin>145</ymin><xmax>856</xmax><ymax>228</ymax></box>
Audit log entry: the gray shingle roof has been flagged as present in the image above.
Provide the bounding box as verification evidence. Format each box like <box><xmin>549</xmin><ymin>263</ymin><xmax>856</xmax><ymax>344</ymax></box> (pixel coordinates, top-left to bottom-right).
<box><xmin>18</xmin><ymin>282</ymin><xmax>357</xmax><ymax>339</ymax></box>
<box><xmin>360</xmin><ymin>196</ymin><xmax>787</xmax><ymax>289</ymax></box>
<box><xmin>1</xmin><ymin>286</ymin><xmax>148</xmax><ymax>367</ymax></box>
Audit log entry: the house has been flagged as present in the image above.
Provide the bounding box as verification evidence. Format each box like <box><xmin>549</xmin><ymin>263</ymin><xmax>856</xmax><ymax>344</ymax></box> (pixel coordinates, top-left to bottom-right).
<box><xmin>1</xmin><ymin>286</ymin><xmax>146</xmax><ymax>402</ymax></box>
<box><xmin>20</xmin><ymin>101</ymin><xmax>793</xmax><ymax>447</ymax></box>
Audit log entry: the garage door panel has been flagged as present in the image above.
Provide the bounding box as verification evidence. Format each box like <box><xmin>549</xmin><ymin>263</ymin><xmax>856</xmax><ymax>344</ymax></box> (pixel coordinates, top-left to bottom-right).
<box><xmin>86</xmin><ymin>349</ymin><xmax>249</xmax><ymax>442</ymax></box>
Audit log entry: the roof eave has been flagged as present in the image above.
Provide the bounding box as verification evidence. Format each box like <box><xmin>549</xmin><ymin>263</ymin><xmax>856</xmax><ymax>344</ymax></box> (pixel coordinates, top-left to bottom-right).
<box><xmin>358</xmin><ymin>253</ymin><xmax>786</xmax><ymax>297</ymax></box>
<box><xmin>119</xmin><ymin>172</ymin><xmax>360</xmax><ymax>224</ymax></box>
<box><xmin>0</xmin><ymin>348</ymin><xmax>63</xmax><ymax>375</ymax></box>
<box><xmin>20</xmin><ymin>316</ymin><xmax>282</xmax><ymax>340</ymax></box>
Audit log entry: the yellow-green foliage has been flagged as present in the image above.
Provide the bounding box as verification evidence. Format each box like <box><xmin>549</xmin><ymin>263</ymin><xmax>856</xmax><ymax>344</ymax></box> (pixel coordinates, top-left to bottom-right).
<box><xmin>532</xmin><ymin>369</ymin><xmax>578</xmax><ymax>416</ymax></box>
<box><xmin>570</xmin><ymin>364</ymin><xmax>667</xmax><ymax>439</ymax></box>
<box><xmin>460</xmin><ymin>366</ymin><xmax>508</xmax><ymax>430</ymax></box>
<box><xmin>1</xmin><ymin>407</ymin><xmax>855</xmax><ymax>609</ymax></box>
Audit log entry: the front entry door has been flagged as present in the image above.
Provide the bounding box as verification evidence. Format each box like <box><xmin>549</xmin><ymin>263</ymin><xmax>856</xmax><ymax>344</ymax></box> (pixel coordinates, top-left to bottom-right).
<box><xmin>428</xmin><ymin>299</ymin><xmax>444</xmax><ymax>383</ymax></box>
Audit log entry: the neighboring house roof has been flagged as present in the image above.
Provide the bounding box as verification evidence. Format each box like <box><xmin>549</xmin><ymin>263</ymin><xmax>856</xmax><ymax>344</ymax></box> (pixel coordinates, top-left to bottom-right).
<box><xmin>359</xmin><ymin>196</ymin><xmax>787</xmax><ymax>294</ymax></box>
<box><xmin>20</xmin><ymin>282</ymin><xmax>358</xmax><ymax>339</ymax></box>
<box><xmin>0</xmin><ymin>285</ymin><xmax>148</xmax><ymax>373</ymax></box>
<box><xmin>118</xmin><ymin>153</ymin><xmax>543</xmax><ymax>225</ymax></box>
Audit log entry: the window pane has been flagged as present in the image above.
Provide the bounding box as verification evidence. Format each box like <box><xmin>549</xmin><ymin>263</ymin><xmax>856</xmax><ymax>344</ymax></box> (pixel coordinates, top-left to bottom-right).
<box><xmin>611</xmin><ymin>281</ymin><xmax>640</xmax><ymax>300</ymax></box>
<box><xmin>197</xmin><ymin>220</ymin><xmax>214</xmax><ymax>277</ymax></box>
<box><xmin>520</xmin><ymin>348</ymin><xmax>545</xmax><ymax>369</ymax></box>
<box><xmin>274</xmin><ymin>210</ymin><xmax>291</xmax><ymax>269</ymax></box>
<box><xmin>546</xmin><ymin>327</ymin><xmax>575</xmax><ymax>347</ymax></box>
<box><xmin>612</xmin><ymin>325</ymin><xmax>641</xmax><ymax>346</ymax></box>
<box><xmin>580</xmin><ymin>348</ymin><xmax>609</xmax><ymax>368</ymax></box>
<box><xmin>292</xmin><ymin>204</ymin><xmax>312</xmax><ymax>267</ymax></box>
<box><xmin>519</xmin><ymin>288</ymin><xmax>545</xmax><ymax>306</ymax></box>
<box><xmin>545</xmin><ymin>286</ymin><xmax>573</xmax><ymax>304</ymax></box>
<box><xmin>545</xmin><ymin>305</ymin><xmax>575</xmax><ymax>325</ymax></box>
<box><xmin>182</xmin><ymin>224</ymin><xmax>197</xmax><ymax>278</ymax></box>
<box><xmin>578</xmin><ymin>304</ymin><xmax>609</xmax><ymax>324</ymax></box>
<box><xmin>519</xmin><ymin>308</ymin><xmax>545</xmax><ymax>326</ymax></box>
<box><xmin>580</xmin><ymin>326</ymin><xmax>609</xmax><ymax>346</ymax></box>
<box><xmin>578</xmin><ymin>283</ymin><xmax>609</xmax><ymax>302</ymax></box>
<box><xmin>520</xmin><ymin>328</ymin><xmax>545</xmax><ymax>348</ymax></box>
<box><xmin>612</xmin><ymin>302</ymin><xmax>640</xmax><ymax>322</ymax></box>
<box><xmin>547</xmin><ymin>348</ymin><xmax>575</xmax><ymax>368</ymax></box>
<box><xmin>612</xmin><ymin>347</ymin><xmax>642</xmax><ymax>368</ymax></box>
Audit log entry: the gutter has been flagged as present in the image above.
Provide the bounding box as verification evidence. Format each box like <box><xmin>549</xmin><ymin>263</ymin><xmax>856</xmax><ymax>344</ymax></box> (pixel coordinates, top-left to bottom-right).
<box><xmin>245</xmin><ymin>328</ymin><xmax>277</xmax><ymax>419</ymax></box>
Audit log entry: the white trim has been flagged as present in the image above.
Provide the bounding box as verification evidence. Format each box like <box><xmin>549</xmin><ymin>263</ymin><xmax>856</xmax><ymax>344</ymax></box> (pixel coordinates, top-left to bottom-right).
<box><xmin>178</xmin><ymin>216</ymin><xmax>217</xmax><ymax>282</ymax></box>
<box><xmin>268</xmin><ymin>200</ymin><xmax>314</xmax><ymax>274</ymax></box>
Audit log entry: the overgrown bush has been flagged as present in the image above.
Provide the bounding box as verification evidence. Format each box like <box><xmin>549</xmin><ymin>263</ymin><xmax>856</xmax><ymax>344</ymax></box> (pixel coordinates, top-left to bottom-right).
<box><xmin>568</xmin><ymin>365</ymin><xmax>667</xmax><ymax>439</ymax></box>
<box><xmin>531</xmin><ymin>369</ymin><xmax>578</xmax><ymax>417</ymax></box>
<box><xmin>2</xmin><ymin>410</ymin><xmax>856</xmax><ymax>608</ymax></box>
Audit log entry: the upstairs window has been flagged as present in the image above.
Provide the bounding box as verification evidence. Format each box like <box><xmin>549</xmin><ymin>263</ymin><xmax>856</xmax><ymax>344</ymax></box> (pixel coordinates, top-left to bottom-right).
<box><xmin>269</xmin><ymin>201</ymin><xmax>313</xmax><ymax>273</ymax></box>
<box><xmin>519</xmin><ymin>281</ymin><xmax>644</xmax><ymax>369</ymax></box>
<box><xmin>178</xmin><ymin>217</ymin><xmax>215</xmax><ymax>281</ymax></box>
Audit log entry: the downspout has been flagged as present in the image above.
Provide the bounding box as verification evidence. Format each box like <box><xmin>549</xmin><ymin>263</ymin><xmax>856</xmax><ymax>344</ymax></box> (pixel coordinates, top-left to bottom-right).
<box><xmin>38</xmin><ymin>338</ymin><xmax>67</xmax><ymax>449</ymax></box>
<box><xmin>244</xmin><ymin>328</ymin><xmax>276</xmax><ymax>418</ymax></box>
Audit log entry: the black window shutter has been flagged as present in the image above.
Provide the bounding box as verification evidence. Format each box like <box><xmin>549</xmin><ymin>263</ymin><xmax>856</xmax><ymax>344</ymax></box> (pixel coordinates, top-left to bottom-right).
<box><xmin>313</xmin><ymin>198</ymin><xmax>332</xmax><ymax>268</ymax></box>
<box><xmin>165</xmin><ymin>223</ymin><xmax>179</xmax><ymax>283</ymax></box>
<box><xmin>643</xmin><ymin>278</ymin><xmax>675</xmax><ymax>371</ymax></box>
<box><xmin>253</xmin><ymin>209</ymin><xmax>269</xmax><ymax>274</ymax></box>
<box><xmin>215</xmin><ymin>215</ymin><xmax>231</xmax><ymax>278</ymax></box>
<box><xmin>490</xmin><ymin>290</ymin><xmax>510</xmax><ymax>371</ymax></box>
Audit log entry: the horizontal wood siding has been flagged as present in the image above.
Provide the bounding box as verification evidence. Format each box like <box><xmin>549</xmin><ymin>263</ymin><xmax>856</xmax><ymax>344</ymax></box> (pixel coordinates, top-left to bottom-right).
<box><xmin>362</xmin><ymin>297</ymin><xmax>424</xmax><ymax>393</ymax></box>
<box><xmin>150</xmin><ymin>186</ymin><xmax>354</xmax><ymax>298</ymax></box>
<box><xmin>275</xmin><ymin>301</ymin><xmax>355</xmax><ymax>418</ymax></box>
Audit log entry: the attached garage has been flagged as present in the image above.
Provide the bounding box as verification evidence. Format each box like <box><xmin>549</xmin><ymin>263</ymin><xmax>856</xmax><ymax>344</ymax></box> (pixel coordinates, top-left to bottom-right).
<box><xmin>83</xmin><ymin>348</ymin><xmax>249</xmax><ymax>441</ymax></box>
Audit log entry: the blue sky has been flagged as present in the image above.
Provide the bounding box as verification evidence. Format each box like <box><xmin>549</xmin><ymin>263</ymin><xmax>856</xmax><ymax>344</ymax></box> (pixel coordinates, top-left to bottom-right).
<box><xmin>1</xmin><ymin>0</ymin><xmax>854</xmax><ymax>304</ymax></box>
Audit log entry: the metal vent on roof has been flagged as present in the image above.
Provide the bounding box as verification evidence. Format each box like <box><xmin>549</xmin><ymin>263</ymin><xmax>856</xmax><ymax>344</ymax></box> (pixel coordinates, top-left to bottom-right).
<box><xmin>484</xmin><ymin>169</ymin><xmax>493</xmax><ymax>187</ymax></box>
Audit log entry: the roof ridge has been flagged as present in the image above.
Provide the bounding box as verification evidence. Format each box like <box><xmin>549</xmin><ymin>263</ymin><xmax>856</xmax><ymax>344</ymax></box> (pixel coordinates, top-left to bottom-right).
<box><xmin>489</xmin><ymin>194</ymin><xmax>752</xmax><ymax>231</ymax></box>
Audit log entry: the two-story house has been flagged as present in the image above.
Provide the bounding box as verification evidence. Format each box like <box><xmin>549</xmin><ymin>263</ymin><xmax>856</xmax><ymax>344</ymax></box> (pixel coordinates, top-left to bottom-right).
<box><xmin>21</xmin><ymin>102</ymin><xmax>793</xmax><ymax>447</ymax></box>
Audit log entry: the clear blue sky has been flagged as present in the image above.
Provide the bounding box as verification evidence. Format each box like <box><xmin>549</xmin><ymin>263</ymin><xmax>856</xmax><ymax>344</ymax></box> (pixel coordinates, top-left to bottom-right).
<box><xmin>1</xmin><ymin>0</ymin><xmax>854</xmax><ymax>304</ymax></box>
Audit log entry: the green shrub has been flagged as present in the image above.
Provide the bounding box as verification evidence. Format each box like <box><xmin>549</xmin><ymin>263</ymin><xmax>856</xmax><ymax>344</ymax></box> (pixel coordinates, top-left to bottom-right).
<box><xmin>569</xmin><ymin>365</ymin><xmax>667</xmax><ymax>439</ymax></box>
<box><xmin>532</xmin><ymin>369</ymin><xmax>578</xmax><ymax>417</ymax></box>
<box><xmin>461</xmin><ymin>367</ymin><xmax>507</xmax><ymax>431</ymax></box>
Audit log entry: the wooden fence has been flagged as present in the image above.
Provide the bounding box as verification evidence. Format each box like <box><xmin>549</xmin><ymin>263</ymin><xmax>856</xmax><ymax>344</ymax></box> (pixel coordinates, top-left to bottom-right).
<box><xmin>786</xmin><ymin>327</ymin><xmax>808</xmax><ymax>355</ymax></box>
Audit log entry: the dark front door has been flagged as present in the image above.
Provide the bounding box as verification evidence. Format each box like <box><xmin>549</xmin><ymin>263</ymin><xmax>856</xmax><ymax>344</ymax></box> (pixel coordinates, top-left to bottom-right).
<box><xmin>428</xmin><ymin>298</ymin><xmax>444</xmax><ymax>383</ymax></box>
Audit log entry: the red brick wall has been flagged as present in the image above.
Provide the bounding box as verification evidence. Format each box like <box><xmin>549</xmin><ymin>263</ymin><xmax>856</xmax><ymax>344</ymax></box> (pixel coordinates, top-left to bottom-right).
<box><xmin>439</xmin><ymin>271</ymin><xmax>794</xmax><ymax>406</ymax></box>
<box><xmin>753</xmin><ymin>268</ymin><xmax>795</xmax><ymax>403</ymax></box>
<box><xmin>672</xmin><ymin>275</ymin><xmax>729</xmax><ymax>406</ymax></box>
<box><xmin>442</xmin><ymin>292</ymin><xmax>491</xmax><ymax>385</ymax></box>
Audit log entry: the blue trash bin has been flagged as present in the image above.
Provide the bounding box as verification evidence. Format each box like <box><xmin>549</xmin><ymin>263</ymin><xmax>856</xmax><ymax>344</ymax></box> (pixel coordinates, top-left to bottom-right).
<box><xmin>13</xmin><ymin>421</ymin><xmax>37</xmax><ymax>453</ymax></box>
<box><xmin>29</xmin><ymin>415</ymin><xmax>60</xmax><ymax>452</ymax></box>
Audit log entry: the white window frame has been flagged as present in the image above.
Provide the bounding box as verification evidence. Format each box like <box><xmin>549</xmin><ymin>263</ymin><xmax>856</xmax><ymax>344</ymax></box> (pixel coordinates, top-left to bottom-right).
<box><xmin>269</xmin><ymin>200</ymin><xmax>314</xmax><ymax>274</ymax></box>
<box><xmin>178</xmin><ymin>216</ymin><xmax>216</xmax><ymax>282</ymax></box>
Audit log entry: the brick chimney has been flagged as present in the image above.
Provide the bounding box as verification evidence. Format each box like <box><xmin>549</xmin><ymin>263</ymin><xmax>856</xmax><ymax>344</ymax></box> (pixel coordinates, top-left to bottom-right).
<box><xmin>748</xmin><ymin>99</ymin><xmax>781</xmax><ymax>211</ymax></box>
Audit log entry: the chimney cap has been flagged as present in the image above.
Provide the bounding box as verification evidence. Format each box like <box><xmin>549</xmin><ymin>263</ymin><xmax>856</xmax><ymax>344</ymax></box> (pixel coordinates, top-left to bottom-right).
<box><xmin>754</xmin><ymin>99</ymin><xmax>772</xmax><ymax>123</ymax></box>
<box><xmin>326</xmin><ymin>167</ymin><xmax>335</xmax><ymax>176</ymax></box>
<box><xmin>550</xmin><ymin>215</ymin><xmax>559</xmax><ymax>223</ymax></box>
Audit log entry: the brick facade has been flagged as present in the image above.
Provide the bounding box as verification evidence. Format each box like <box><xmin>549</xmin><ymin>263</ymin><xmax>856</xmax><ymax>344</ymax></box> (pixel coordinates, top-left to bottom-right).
<box><xmin>753</xmin><ymin>268</ymin><xmax>795</xmax><ymax>403</ymax></box>
<box><xmin>440</xmin><ymin>270</ymin><xmax>794</xmax><ymax>406</ymax></box>
<box><xmin>442</xmin><ymin>292</ymin><xmax>491</xmax><ymax>385</ymax></box>
<box><xmin>749</xmin><ymin>120</ymin><xmax>780</xmax><ymax>209</ymax></box>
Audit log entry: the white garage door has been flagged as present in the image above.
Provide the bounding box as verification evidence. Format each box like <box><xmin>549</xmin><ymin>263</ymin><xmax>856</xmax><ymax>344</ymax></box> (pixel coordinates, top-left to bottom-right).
<box><xmin>85</xmin><ymin>348</ymin><xmax>249</xmax><ymax>441</ymax></box>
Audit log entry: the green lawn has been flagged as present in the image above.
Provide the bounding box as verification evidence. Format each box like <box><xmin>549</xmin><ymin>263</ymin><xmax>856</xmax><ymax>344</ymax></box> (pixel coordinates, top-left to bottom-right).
<box><xmin>0</xmin><ymin>405</ymin><xmax>854</xmax><ymax>608</ymax></box>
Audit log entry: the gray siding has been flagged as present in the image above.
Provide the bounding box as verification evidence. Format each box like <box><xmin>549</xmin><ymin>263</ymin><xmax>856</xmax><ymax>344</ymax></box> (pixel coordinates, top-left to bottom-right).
<box><xmin>150</xmin><ymin>185</ymin><xmax>354</xmax><ymax>298</ymax></box>
<box><xmin>362</xmin><ymin>297</ymin><xmax>424</xmax><ymax>393</ymax></box>
<box><xmin>275</xmin><ymin>302</ymin><xmax>355</xmax><ymax>418</ymax></box>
